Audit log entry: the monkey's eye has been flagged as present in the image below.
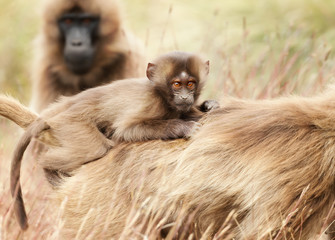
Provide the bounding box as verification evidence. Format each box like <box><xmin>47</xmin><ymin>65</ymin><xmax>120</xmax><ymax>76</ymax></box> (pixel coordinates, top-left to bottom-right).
<box><xmin>187</xmin><ymin>81</ymin><xmax>196</xmax><ymax>90</ymax></box>
<box><xmin>82</xmin><ymin>18</ymin><xmax>92</xmax><ymax>24</ymax></box>
<box><xmin>172</xmin><ymin>81</ymin><xmax>181</xmax><ymax>89</ymax></box>
<box><xmin>64</xmin><ymin>18</ymin><xmax>73</xmax><ymax>25</ymax></box>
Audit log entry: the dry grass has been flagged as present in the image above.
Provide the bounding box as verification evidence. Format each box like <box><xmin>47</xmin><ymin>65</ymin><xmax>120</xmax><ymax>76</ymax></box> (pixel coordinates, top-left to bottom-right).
<box><xmin>1</xmin><ymin>0</ymin><xmax>335</xmax><ymax>239</ymax></box>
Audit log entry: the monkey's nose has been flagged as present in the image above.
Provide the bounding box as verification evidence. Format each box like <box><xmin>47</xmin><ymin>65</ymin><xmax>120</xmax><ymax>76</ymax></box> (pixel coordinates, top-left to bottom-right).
<box><xmin>72</xmin><ymin>40</ymin><xmax>82</xmax><ymax>46</ymax></box>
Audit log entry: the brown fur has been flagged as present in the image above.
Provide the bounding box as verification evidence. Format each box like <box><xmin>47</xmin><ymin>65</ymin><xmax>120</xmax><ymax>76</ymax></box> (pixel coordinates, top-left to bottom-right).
<box><xmin>0</xmin><ymin>95</ymin><xmax>38</xmax><ymax>128</ymax></box>
<box><xmin>10</xmin><ymin>118</ymin><xmax>50</xmax><ymax>230</ymax></box>
<box><xmin>15</xmin><ymin>52</ymin><xmax>209</xmax><ymax>171</ymax></box>
<box><xmin>2</xmin><ymin>52</ymin><xmax>212</xmax><ymax>230</ymax></box>
<box><xmin>51</xmin><ymin>86</ymin><xmax>335</xmax><ymax>239</ymax></box>
<box><xmin>30</xmin><ymin>0</ymin><xmax>146</xmax><ymax>112</ymax></box>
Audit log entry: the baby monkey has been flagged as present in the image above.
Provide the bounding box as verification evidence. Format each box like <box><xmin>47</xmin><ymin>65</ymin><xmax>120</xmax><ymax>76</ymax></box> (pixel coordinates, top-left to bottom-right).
<box><xmin>10</xmin><ymin>51</ymin><xmax>218</xmax><ymax>229</ymax></box>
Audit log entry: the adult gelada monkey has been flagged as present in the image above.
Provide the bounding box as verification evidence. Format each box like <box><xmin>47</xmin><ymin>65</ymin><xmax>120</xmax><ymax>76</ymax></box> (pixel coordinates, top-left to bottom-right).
<box><xmin>51</xmin><ymin>86</ymin><xmax>335</xmax><ymax>239</ymax></box>
<box><xmin>31</xmin><ymin>0</ymin><xmax>146</xmax><ymax>112</ymax></box>
<box><xmin>3</xmin><ymin>51</ymin><xmax>218</xmax><ymax>230</ymax></box>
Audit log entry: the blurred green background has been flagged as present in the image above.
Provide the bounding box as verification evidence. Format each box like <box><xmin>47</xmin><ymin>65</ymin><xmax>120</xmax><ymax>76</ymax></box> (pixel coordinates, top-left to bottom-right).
<box><xmin>1</xmin><ymin>0</ymin><xmax>335</xmax><ymax>104</ymax></box>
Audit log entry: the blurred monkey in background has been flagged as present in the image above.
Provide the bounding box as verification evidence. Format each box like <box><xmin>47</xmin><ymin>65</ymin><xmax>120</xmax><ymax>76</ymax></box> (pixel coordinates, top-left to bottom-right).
<box><xmin>31</xmin><ymin>0</ymin><xmax>146</xmax><ymax>112</ymax></box>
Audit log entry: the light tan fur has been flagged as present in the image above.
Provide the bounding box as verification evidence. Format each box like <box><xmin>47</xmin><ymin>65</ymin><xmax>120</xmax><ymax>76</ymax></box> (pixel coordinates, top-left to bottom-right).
<box><xmin>16</xmin><ymin>52</ymin><xmax>209</xmax><ymax>172</ymax></box>
<box><xmin>51</xmin><ymin>86</ymin><xmax>335</xmax><ymax>239</ymax></box>
<box><xmin>0</xmin><ymin>95</ymin><xmax>38</xmax><ymax>128</ymax></box>
<box><xmin>2</xmin><ymin>52</ymin><xmax>212</xmax><ymax>230</ymax></box>
<box><xmin>31</xmin><ymin>0</ymin><xmax>146</xmax><ymax>112</ymax></box>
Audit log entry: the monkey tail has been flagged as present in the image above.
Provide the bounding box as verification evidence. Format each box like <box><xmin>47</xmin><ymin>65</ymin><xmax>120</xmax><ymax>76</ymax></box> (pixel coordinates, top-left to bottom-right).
<box><xmin>10</xmin><ymin>118</ymin><xmax>50</xmax><ymax>230</ymax></box>
<box><xmin>0</xmin><ymin>95</ymin><xmax>38</xmax><ymax>129</ymax></box>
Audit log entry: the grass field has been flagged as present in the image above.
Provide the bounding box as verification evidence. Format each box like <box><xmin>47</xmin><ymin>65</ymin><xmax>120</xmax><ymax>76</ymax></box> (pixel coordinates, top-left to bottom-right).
<box><xmin>1</xmin><ymin>0</ymin><xmax>335</xmax><ymax>239</ymax></box>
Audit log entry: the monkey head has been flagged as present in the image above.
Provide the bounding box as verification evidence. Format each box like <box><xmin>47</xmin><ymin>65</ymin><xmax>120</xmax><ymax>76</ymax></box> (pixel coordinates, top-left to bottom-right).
<box><xmin>146</xmin><ymin>51</ymin><xmax>209</xmax><ymax>113</ymax></box>
<box><xmin>41</xmin><ymin>0</ymin><xmax>122</xmax><ymax>76</ymax></box>
<box><xmin>57</xmin><ymin>9</ymin><xmax>100</xmax><ymax>74</ymax></box>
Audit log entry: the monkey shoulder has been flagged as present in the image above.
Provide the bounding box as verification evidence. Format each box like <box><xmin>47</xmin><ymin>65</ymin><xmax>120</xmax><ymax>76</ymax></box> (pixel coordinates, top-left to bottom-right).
<box><xmin>105</xmin><ymin>78</ymin><xmax>151</xmax><ymax>97</ymax></box>
<box><xmin>99</xmin><ymin>78</ymin><xmax>153</xmax><ymax>115</ymax></box>
<box><xmin>41</xmin><ymin>78</ymin><xmax>153</xmax><ymax>125</ymax></box>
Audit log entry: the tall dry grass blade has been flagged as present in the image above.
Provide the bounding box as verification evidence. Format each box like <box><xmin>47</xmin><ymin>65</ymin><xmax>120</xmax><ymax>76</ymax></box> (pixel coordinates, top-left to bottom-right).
<box><xmin>157</xmin><ymin>5</ymin><xmax>173</xmax><ymax>53</ymax></box>
<box><xmin>274</xmin><ymin>185</ymin><xmax>310</xmax><ymax>240</ymax></box>
<box><xmin>199</xmin><ymin>223</ymin><xmax>213</xmax><ymax>240</ymax></box>
<box><xmin>317</xmin><ymin>200</ymin><xmax>335</xmax><ymax>239</ymax></box>
<box><xmin>213</xmin><ymin>209</ymin><xmax>236</xmax><ymax>240</ymax></box>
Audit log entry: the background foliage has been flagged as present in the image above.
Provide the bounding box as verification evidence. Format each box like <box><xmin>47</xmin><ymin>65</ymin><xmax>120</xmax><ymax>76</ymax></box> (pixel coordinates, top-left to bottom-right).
<box><xmin>1</xmin><ymin>0</ymin><xmax>335</xmax><ymax>102</ymax></box>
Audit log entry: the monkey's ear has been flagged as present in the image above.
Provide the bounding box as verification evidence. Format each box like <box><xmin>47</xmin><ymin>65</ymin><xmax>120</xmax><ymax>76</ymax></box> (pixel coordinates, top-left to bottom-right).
<box><xmin>146</xmin><ymin>63</ymin><xmax>157</xmax><ymax>80</ymax></box>
<box><xmin>205</xmin><ymin>60</ymin><xmax>210</xmax><ymax>75</ymax></box>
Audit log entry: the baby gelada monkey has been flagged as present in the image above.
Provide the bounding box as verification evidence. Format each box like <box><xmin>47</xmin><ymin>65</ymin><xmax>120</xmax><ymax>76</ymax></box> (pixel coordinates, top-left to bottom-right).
<box><xmin>10</xmin><ymin>51</ymin><xmax>219</xmax><ymax>229</ymax></box>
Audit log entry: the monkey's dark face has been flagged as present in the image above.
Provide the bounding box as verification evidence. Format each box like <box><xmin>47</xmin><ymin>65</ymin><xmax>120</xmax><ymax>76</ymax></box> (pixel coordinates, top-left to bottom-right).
<box><xmin>147</xmin><ymin>52</ymin><xmax>209</xmax><ymax>113</ymax></box>
<box><xmin>58</xmin><ymin>12</ymin><xmax>100</xmax><ymax>75</ymax></box>
<box><xmin>169</xmin><ymin>71</ymin><xmax>198</xmax><ymax>112</ymax></box>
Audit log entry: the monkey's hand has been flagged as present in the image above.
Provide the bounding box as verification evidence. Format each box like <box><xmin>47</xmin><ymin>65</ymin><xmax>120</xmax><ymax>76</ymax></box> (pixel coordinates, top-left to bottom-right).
<box><xmin>163</xmin><ymin>119</ymin><xmax>201</xmax><ymax>140</ymax></box>
<box><xmin>184</xmin><ymin>121</ymin><xmax>202</xmax><ymax>139</ymax></box>
<box><xmin>199</xmin><ymin>100</ymin><xmax>220</xmax><ymax>112</ymax></box>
